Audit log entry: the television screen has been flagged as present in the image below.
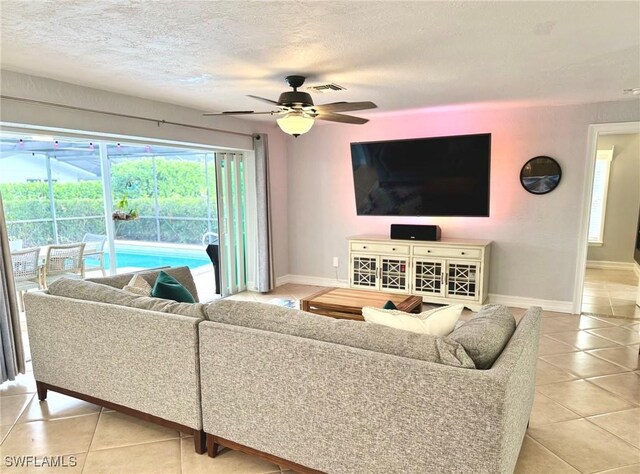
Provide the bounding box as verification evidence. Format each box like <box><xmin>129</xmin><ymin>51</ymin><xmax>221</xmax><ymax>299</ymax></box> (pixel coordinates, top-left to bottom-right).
<box><xmin>350</xmin><ymin>133</ymin><xmax>491</xmax><ymax>216</ymax></box>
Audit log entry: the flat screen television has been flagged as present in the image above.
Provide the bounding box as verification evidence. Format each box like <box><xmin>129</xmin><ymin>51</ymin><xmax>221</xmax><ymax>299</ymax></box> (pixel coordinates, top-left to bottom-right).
<box><xmin>350</xmin><ymin>133</ymin><xmax>491</xmax><ymax>216</ymax></box>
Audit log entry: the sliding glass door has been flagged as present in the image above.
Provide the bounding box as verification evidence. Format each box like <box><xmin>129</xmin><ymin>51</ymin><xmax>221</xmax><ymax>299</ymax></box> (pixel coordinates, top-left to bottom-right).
<box><xmin>1</xmin><ymin>131</ymin><xmax>249</xmax><ymax>299</ymax></box>
<box><xmin>216</xmin><ymin>152</ymin><xmax>247</xmax><ymax>297</ymax></box>
<box><xmin>106</xmin><ymin>144</ymin><xmax>217</xmax><ymax>273</ymax></box>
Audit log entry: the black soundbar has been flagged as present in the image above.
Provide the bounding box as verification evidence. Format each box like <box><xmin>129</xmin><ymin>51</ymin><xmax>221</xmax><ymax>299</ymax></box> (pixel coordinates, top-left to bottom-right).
<box><xmin>390</xmin><ymin>224</ymin><xmax>441</xmax><ymax>241</ymax></box>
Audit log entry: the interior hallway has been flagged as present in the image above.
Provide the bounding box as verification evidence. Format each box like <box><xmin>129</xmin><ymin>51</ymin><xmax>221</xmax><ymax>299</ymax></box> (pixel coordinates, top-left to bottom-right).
<box><xmin>582</xmin><ymin>267</ymin><xmax>639</xmax><ymax>319</ymax></box>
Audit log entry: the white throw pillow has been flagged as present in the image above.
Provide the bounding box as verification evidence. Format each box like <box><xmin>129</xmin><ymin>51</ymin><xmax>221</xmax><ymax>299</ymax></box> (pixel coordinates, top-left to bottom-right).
<box><xmin>362</xmin><ymin>304</ymin><xmax>464</xmax><ymax>337</ymax></box>
<box><xmin>122</xmin><ymin>274</ymin><xmax>153</xmax><ymax>297</ymax></box>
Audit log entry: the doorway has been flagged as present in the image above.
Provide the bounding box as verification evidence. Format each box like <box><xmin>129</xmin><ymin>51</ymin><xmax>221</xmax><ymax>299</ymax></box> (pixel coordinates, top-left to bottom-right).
<box><xmin>574</xmin><ymin>123</ymin><xmax>640</xmax><ymax>318</ymax></box>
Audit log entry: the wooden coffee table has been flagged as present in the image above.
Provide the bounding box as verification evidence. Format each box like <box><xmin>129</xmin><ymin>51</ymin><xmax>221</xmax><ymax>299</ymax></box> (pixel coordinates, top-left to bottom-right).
<box><xmin>300</xmin><ymin>287</ymin><xmax>423</xmax><ymax>321</ymax></box>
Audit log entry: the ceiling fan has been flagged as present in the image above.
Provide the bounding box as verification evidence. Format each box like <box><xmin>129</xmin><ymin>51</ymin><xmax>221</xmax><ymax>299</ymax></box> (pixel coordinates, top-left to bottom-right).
<box><xmin>203</xmin><ymin>75</ymin><xmax>377</xmax><ymax>137</ymax></box>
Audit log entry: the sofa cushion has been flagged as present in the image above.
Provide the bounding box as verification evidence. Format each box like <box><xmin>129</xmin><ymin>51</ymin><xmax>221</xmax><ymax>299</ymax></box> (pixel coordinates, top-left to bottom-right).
<box><xmin>152</xmin><ymin>271</ymin><xmax>195</xmax><ymax>303</ymax></box>
<box><xmin>362</xmin><ymin>304</ymin><xmax>463</xmax><ymax>337</ymax></box>
<box><xmin>204</xmin><ymin>300</ymin><xmax>475</xmax><ymax>368</ymax></box>
<box><xmin>86</xmin><ymin>266</ymin><xmax>200</xmax><ymax>303</ymax></box>
<box><xmin>47</xmin><ymin>278</ymin><xmax>205</xmax><ymax>319</ymax></box>
<box><xmin>123</xmin><ymin>274</ymin><xmax>153</xmax><ymax>296</ymax></box>
<box><xmin>447</xmin><ymin>304</ymin><xmax>516</xmax><ymax>369</ymax></box>
<box><xmin>128</xmin><ymin>296</ymin><xmax>205</xmax><ymax>318</ymax></box>
<box><xmin>48</xmin><ymin>277</ymin><xmax>139</xmax><ymax>305</ymax></box>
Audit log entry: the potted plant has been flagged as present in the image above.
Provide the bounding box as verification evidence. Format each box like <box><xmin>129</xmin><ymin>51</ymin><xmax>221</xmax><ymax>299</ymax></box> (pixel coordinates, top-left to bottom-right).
<box><xmin>112</xmin><ymin>195</ymin><xmax>139</xmax><ymax>221</ymax></box>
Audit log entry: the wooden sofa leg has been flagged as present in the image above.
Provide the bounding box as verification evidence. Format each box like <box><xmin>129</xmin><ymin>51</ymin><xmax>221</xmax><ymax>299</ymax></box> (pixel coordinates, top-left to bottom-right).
<box><xmin>194</xmin><ymin>430</ymin><xmax>206</xmax><ymax>454</ymax></box>
<box><xmin>206</xmin><ymin>434</ymin><xmax>220</xmax><ymax>458</ymax></box>
<box><xmin>36</xmin><ymin>381</ymin><xmax>48</xmax><ymax>401</ymax></box>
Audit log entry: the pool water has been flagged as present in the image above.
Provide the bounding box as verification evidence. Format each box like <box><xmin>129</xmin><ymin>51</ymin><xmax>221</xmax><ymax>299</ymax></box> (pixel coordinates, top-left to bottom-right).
<box><xmin>87</xmin><ymin>244</ymin><xmax>211</xmax><ymax>271</ymax></box>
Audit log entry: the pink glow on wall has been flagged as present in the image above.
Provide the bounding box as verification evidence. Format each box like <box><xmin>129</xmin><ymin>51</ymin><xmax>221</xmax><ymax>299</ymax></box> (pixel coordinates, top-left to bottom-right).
<box><xmin>366</xmin><ymin>99</ymin><xmax>543</xmax><ymax>119</ymax></box>
<box><xmin>286</xmin><ymin>99</ymin><xmax>623</xmax><ymax>303</ymax></box>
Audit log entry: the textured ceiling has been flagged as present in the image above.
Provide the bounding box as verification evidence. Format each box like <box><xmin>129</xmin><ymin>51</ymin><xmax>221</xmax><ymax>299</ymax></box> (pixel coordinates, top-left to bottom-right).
<box><xmin>1</xmin><ymin>0</ymin><xmax>639</xmax><ymax>118</ymax></box>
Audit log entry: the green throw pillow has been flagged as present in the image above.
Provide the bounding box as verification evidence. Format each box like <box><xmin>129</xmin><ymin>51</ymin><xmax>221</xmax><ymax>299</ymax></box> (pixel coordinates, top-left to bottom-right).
<box><xmin>152</xmin><ymin>271</ymin><xmax>195</xmax><ymax>303</ymax></box>
<box><xmin>383</xmin><ymin>300</ymin><xmax>397</xmax><ymax>310</ymax></box>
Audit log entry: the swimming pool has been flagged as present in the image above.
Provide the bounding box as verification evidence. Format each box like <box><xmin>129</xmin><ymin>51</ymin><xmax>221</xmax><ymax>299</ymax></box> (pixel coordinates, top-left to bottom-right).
<box><xmin>87</xmin><ymin>243</ymin><xmax>211</xmax><ymax>271</ymax></box>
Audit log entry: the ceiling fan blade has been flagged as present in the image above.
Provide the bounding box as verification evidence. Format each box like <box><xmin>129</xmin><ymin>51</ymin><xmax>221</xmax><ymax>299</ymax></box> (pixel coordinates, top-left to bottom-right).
<box><xmin>315</xmin><ymin>112</ymin><xmax>369</xmax><ymax>125</ymax></box>
<box><xmin>309</xmin><ymin>101</ymin><xmax>377</xmax><ymax>113</ymax></box>
<box><xmin>203</xmin><ymin>111</ymin><xmax>279</xmax><ymax>116</ymax></box>
<box><xmin>247</xmin><ymin>95</ymin><xmax>281</xmax><ymax>106</ymax></box>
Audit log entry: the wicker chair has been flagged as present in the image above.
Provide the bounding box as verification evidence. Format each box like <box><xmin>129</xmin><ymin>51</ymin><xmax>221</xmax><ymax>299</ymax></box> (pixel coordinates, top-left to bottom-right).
<box><xmin>11</xmin><ymin>247</ymin><xmax>42</xmax><ymax>311</ymax></box>
<box><xmin>82</xmin><ymin>233</ymin><xmax>108</xmax><ymax>276</ymax></box>
<box><xmin>41</xmin><ymin>243</ymin><xmax>86</xmax><ymax>289</ymax></box>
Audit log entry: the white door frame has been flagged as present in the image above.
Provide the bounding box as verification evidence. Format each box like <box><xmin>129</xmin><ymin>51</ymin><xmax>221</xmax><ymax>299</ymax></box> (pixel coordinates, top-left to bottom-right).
<box><xmin>572</xmin><ymin>120</ymin><xmax>640</xmax><ymax>314</ymax></box>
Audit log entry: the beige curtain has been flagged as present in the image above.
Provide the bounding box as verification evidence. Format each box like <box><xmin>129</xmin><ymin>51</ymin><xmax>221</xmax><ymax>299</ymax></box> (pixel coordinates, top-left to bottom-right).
<box><xmin>253</xmin><ymin>134</ymin><xmax>274</xmax><ymax>292</ymax></box>
<box><xmin>0</xmin><ymin>191</ymin><xmax>25</xmax><ymax>382</ymax></box>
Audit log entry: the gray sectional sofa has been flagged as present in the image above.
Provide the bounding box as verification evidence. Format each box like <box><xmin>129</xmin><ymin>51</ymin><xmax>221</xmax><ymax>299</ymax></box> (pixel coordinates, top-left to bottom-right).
<box><xmin>201</xmin><ymin>301</ymin><xmax>542</xmax><ymax>474</ymax></box>
<box><xmin>24</xmin><ymin>267</ymin><xmax>207</xmax><ymax>453</ymax></box>
<box><xmin>25</xmin><ymin>266</ymin><xmax>542</xmax><ymax>473</ymax></box>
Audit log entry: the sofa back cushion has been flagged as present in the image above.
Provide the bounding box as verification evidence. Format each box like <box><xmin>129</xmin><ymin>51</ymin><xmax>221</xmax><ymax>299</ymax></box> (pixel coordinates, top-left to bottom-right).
<box><xmin>86</xmin><ymin>266</ymin><xmax>200</xmax><ymax>303</ymax></box>
<box><xmin>447</xmin><ymin>304</ymin><xmax>516</xmax><ymax>369</ymax></box>
<box><xmin>127</xmin><ymin>295</ymin><xmax>204</xmax><ymax>318</ymax></box>
<box><xmin>204</xmin><ymin>300</ymin><xmax>475</xmax><ymax>368</ymax></box>
<box><xmin>47</xmin><ymin>278</ymin><xmax>205</xmax><ymax>319</ymax></box>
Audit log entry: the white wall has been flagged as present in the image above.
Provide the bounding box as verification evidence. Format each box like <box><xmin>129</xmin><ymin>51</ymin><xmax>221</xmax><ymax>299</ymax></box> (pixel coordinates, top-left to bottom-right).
<box><xmin>587</xmin><ymin>133</ymin><xmax>640</xmax><ymax>263</ymax></box>
<box><xmin>0</xmin><ymin>70</ymin><xmax>289</xmax><ymax>279</ymax></box>
<box><xmin>286</xmin><ymin>100</ymin><xmax>640</xmax><ymax>308</ymax></box>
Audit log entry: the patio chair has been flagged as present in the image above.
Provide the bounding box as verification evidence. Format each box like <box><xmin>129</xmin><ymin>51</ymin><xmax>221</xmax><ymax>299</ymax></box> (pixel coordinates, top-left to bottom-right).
<box><xmin>41</xmin><ymin>242</ymin><xmax>86</xmax><ymax>289</ymax></box>
<box><xmin>10</xmin><ymin>247</ymin><xmax>42</xmax><ymax>311</ymax></box>
<box><xmin>82</xmin><ymin>233</ymin><xmax>108</xmax><ymax>276</ymax></box>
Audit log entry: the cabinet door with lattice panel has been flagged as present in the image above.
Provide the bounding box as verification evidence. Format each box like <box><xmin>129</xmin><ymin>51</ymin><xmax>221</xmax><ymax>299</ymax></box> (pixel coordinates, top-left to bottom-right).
<box><xmin>412</xmin><ymin>258</ymin><xmax>445</xmax><ymax>297</ymax></box>
<box><xmin>350</xmin><ymin>254</ymin><xmax>378</xmax><ymax>289</ymax></box>
<box><xmin>446</xmin><ymin>260</ymin><xmax>480</xmax><ymax>300</ymax></box>
<box><xmin>379</xmin><ymin>256</ymin><xmax>410</xmax><ymax>293</ymax></box>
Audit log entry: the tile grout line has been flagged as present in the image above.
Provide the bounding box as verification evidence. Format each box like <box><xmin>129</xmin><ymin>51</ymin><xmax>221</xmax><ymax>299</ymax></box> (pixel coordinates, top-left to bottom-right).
<box><xmin>87</xmin><ymin>435</ymin><xmax>182</xmax><ymax>453</ymax></box>
<box><xmin>534</xmin><ymin>340</ymin><xmax>639</xmax><ymax>420</ymax></box>
<box><xmin>523</xmin><ymin>432</ymin><xmax>584</xmax><ymax>473</ymax></box>
<box><xmin>82</xmin><ymin>409</ymin><xmax>102</xmax><ymax>474</ymax></box>
<box><xmin>534</xmin><ymin>388</ymin><xmax>637</xmax><ymax>420</ymax></box>
<box><xmin>538</xmin><ymin>352</ymin><xmax>632</xmax><ymax>380</ymax></box>
<box><xmin>543</xmin><ymin>333</ymin><xmax>621</xmax><ymax>353</ymax></box>
<box><xmin>178</xmin><ymin>433</ymin><xmax>182</xmax><ymax>474</ymax></box>
<box><xmin>585</xmin><ymin>349</ymin><xmax>639</xmax><ymax>372</ymax></box>
<box><xmin>535</xmin><ymin>364</ymin><xmax>639</xmax><ymax>414</ymax></box>
<box><xmin>582</xmin><ymin>415</ymin><xmax>640</xmax><ymax>453</ymax></box>
<box><xmin>530</xmin><ymin>391</ymin><xmax>582</xmax><ymax>425</ymax></box>
<box><xmin>179</xmin><ymin>433</ymin><xmax>184</xmax><ymax>474</ymax></box>
<box><xmin>1</xmin><ymin>391</ymin><xmax>34</xmax><ymax>436</ymax></box>
<box><xmin>581</xmin><ymin>376</ymin><xmax>640</xmax><ymax>407</ymax></box>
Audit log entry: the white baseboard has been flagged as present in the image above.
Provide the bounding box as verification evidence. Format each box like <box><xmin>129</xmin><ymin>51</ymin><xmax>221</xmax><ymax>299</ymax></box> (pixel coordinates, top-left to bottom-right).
<box><xmin>275</xmin><ymin>274</ymin><xmax>572</xmax><ymax>313</ymax></box>
<box><xmin>276</xmin><ymin>274</ymin><xmax>349</xmax><ymax>288</ymax></box>
<box><xmin>275</xmin><ymin>275</ymin><xmax>290</xmax><ymax>286</ymax></box>
<box><xmin>488</xmin><ymin>294</ymin><xmax>573</xmax><ymax>313</ymax></box>
<box><xmin>635</xmin><ymin>262</ymin><xmax>640</xmax><ymax>278</ymax></box>
<box><xmin>586</xmin><ymin>260</ymin><xmax>636</xmax><ymax>271</ymax></box>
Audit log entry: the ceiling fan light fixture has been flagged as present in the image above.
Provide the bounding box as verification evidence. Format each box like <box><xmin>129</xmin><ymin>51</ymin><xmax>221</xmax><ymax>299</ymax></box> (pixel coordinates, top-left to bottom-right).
<box><xmin>276</xmin><ymin>111</ymin><xmax>315</xmax><ymax>137</ymax></box>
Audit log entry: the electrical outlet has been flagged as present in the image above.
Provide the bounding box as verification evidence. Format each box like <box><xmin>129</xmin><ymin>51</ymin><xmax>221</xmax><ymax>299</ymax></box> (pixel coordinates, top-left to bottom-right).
<box><xmin>332</xmin><ymin>257</ymin><xmax>339</xmax><ymax>268</ymax></box>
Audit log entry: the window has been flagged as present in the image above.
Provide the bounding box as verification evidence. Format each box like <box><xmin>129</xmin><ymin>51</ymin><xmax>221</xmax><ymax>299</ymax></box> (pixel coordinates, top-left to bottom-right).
<box><xmin>588</xmin><ymin>148</ymin><xmax>614</xmax><ymax>245</ymax></box>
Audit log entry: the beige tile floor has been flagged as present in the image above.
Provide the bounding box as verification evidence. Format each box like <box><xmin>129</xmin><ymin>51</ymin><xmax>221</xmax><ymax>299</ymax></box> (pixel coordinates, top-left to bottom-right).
<box><xmin>582</xmin><ymin>268</ymin><xmax>639</xmax><ymax>319</ymax></box>
<box><xmin>2</xmin><ymin>283</ymin><xmax>639</xmax><ymax>473</ymax></box>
